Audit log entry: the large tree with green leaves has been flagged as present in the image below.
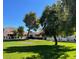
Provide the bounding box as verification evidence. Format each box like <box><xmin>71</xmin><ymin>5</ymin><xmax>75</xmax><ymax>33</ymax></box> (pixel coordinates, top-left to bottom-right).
<box><xmin>40</xmin><ymin>0</ymin><xmax>72</xmax><ymax>45</ymax></box>
<box><xmin>40</xmin><ymin>4</ymin><xmax>64</xmax><ymax>45</ymax></box>
<box><xmin>23</xmin><ymin>12</ymin><xmax>39</xmax><ymax>38</ymax></box>
<box><xmin>60</xmin><ymin>0</ymin><xmax>76</xmax><ymax>36</ymax></box>
<box><xmin>17</xmin><ymin>26</ymin><xmax>24</xmax><ymax>39</ymax></box>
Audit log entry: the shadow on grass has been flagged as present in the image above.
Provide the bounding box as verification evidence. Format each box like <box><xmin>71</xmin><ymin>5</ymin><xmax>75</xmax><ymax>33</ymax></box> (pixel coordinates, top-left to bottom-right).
<box><xmin>4</xmin><ymin>45</ymin><xmax>76</xmax><ymax>59</ymax></box>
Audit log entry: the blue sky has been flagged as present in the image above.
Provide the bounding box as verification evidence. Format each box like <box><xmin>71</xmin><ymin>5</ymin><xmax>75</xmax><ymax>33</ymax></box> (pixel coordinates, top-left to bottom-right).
<box><xmin>4</xmin><ymin>0</ymin><xmax>56</xmax><ymax>31</ymax></box>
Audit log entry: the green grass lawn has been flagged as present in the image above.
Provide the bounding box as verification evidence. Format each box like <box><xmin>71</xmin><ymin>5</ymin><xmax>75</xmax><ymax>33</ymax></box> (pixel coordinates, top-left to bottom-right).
<box><xmin>3</xmin><ymin>39</ymin><xmax>76</xmax><ymax>59</ymax></box>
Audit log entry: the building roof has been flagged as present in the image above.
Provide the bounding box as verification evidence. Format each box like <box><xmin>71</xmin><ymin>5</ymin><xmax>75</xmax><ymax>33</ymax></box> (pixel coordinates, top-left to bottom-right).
<box><xmin>3</xmin><ymin>27</ymin><xmax>15</xmax><ymax>36</ymax></box>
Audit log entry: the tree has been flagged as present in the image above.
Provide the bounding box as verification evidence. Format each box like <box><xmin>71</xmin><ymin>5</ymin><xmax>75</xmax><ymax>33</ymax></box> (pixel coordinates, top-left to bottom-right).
<box><xmin>60</xmin><ymin>0</ymin><xmax>76</xmax><ymax>36</ymax></box>
<box><xmin>23</xmin><ymin>12</ymin><xmax>39</xmax><ymax>38</ymax></box>
<box><xmin>17</xmin><ymin>26</ymin><xmax>24</xmax><ymax>39</ymax></box>
<box><xmin>40</xmin><ymin>4</ymin><xmax>64</xmax><ymax>45</ymax></box>
<box><xmin>40</xmin><ymin>0</ymin><xmax>72</xmax><ymax>45</ymax></box>
<box><xmin>12</xmin><ymin>30</ymin><xmax>17</xmax><ymax>38</ymax></box>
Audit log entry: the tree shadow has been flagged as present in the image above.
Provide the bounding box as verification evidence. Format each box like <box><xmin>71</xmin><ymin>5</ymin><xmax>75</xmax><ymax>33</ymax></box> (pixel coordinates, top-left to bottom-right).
<box><xmin>4</xmin><ymin>45</ymin><xmax>76</xmax><ymax>59</ymax></box>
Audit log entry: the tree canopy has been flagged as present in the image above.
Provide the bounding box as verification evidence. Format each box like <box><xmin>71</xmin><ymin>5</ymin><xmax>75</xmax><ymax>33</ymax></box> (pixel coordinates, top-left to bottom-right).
<box><xmin>17</xmin><ymin>26</ymin><xmax>24</xmax><ymax>38</ymax></box>
<box><xmin>23</xmin><ymin>12</ymin><xmax>39</xmax><ymax>31</ymax></box>
<box><xmin>60</xmin><ymin>0</ymin><xmax>76</xmax><ymax>36</ymax></box>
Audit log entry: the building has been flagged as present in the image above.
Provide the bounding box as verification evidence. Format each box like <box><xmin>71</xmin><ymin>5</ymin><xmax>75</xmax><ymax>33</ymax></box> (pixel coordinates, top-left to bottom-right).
<box><xmin>3</xmin><ymin>27</ymin><xmax>43</xmax><ymax>40</ymax></box>
<box><xmin>3</xmin><ymin>27</ymin><xmax>27</xmax><ymax>40</ymax></box>
<box><xmin>3</xmin><ymin>27</ymin><xmax>15</xmax><ymax>40</ymax></box>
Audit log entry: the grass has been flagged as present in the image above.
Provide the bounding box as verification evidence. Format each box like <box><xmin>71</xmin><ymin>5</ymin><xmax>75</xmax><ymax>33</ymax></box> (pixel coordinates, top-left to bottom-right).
<box><xmin>3</xmin><ymin>39</ymin><xmax>76</xmax><ymax>59</ymax></box>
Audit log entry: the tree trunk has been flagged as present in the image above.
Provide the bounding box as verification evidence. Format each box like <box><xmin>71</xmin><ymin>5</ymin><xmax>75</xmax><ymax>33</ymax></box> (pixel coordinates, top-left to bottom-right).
<box><xmin>27</xmin><ymin>28</ymin><xmax>30</xmax><ymax>39</ymax></box>
<box><xmin>53</xmin><ymin>35</ymin><xmax>57</xmax><ymax>45</ymax></box>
